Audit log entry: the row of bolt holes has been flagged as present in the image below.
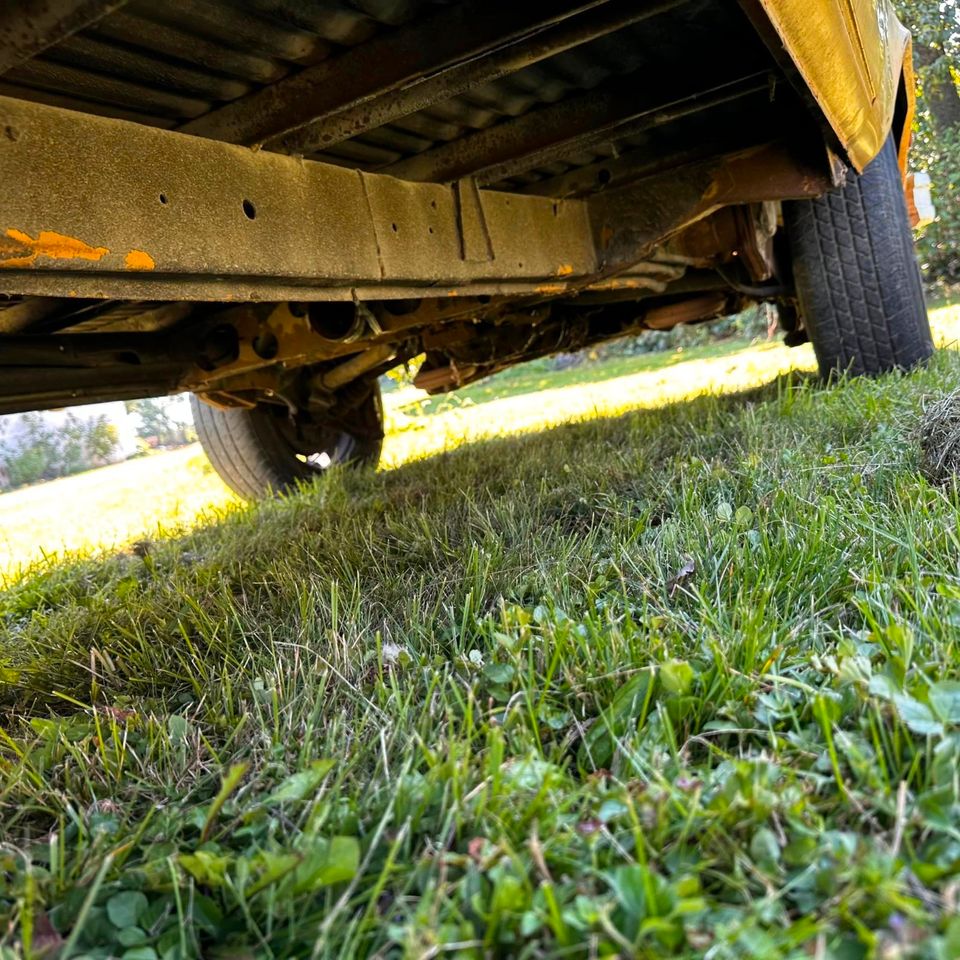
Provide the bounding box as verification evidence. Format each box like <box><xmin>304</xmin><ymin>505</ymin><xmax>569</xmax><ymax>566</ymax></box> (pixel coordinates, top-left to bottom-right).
<box><xmin>391</xmin><ymin>197</ymin><xmax>439</xmax><ymax>237</ymax></box>
<box><xmin>392</xmin><ymin>222</ymin><xmax>434</xmax><ymax>235</ymax></box>
<box><xmin>151</xmin><ymin>190</ymin><xmax>563</xmax><ymax>252</ymax></box>
<box><xmin>158</xmin><ymin>193</ymin><xmax>257</xmax><ymax>220</ymax></box>
<box><xmin>151</xmin><ymin>193</ymin><xmax>563</xmax><ymax>241</ymax></box>
<box><xmin>390</xmin><ymin>199</ymin><xmax>533</xmax><ymax>267</ymax></box>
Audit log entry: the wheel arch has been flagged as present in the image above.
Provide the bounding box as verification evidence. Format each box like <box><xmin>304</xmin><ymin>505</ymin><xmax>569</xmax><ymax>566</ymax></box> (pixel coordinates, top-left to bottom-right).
<box><xmin>752</xmin><ymin>0</ymin><xmax>913</xmax><ymax>174</ymax></box>
<box><xmin>892</xmin><ymin>39</ymin><xmax>918</xmax><ymax>181</ymax></box>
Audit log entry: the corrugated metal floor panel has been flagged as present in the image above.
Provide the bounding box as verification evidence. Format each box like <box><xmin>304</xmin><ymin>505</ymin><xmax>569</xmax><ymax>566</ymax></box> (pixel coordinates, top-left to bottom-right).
<box><xmin>0</xmin><ymin>0</ymin><xmax>786</xmax><ymax>188</ymax></box>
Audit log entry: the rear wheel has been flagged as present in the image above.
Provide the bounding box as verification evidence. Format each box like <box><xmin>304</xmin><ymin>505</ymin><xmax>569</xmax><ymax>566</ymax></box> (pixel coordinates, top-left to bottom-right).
<box><xmin>783</xmin><ymin>136</ymin><xmax>932</xmax><ymax>377</ymax></box>
<box><xmin>191</xmin><ymin>383</ymin><xmax>383</xmax><ymax>500</ymax></box>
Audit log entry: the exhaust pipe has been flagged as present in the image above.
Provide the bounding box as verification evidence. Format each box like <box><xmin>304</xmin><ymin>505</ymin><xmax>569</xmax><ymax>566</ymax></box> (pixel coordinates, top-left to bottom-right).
<box><xmin>320</xmin><ymin>344</ymin><xmax>396</xmax><ymax>391</ymax></box>
<box><xmin>299</xmin><ymin>302</ymin><xmax>366</xmax><ymax>342</ymax></box>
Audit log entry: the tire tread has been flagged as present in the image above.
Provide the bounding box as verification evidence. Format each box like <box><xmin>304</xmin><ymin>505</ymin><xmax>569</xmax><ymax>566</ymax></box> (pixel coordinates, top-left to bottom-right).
<box><xmin>191</xmin><ymin>387</ymin><xmax>383</xmax><ymax>500</ymax></box>
<box><xmin>784</xmin><ymin>137</ymin><xmax>931</xmax><ymax>377</ymax></box>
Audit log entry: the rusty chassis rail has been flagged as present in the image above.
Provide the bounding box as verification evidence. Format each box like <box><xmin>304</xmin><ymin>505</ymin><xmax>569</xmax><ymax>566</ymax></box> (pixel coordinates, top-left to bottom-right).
<box><xmin>0</xmin><ymin>0</ymin><xmax>130</xmax><ymax>75</ymax></box>
<box><xmin>0</xmin><ymin>93</ymin><xmax>836</xmax><ymax>412</ymax></box>
<box><xmin>179</xmin><ymin>0</ymin><xmax>686</xmax><ymax>151</ymax></box>
<box><xmin>0</xmin><ymin>94</ymin><xmax>597</xmax><ymax>301</ymax></box>
<box><xmin>0</xmin><ymin>285</ymin><xmax>742</xmax><ymax>414</ymax></box>
<box><xmin>0</xmin><ymin>92</ymin><xmax>836</xmax><ymax>302</ymax></box>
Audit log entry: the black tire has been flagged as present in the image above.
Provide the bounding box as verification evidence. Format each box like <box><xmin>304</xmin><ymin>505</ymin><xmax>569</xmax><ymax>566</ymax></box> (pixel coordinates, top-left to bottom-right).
<box><xmin>784</xmin><ymin>135</ymin><xmax>932</xmax><ymax>377</ymax></box>
<box><xmin>191</xmin><ymin>384</ymin><xmax>383</xmax><ymax>500</ymax></box>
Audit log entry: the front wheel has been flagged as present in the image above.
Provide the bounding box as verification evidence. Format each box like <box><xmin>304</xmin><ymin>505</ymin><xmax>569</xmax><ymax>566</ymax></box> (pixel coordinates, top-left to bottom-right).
<box><xmin>191</xmin><ymin>383</ymin><xmax>383</xmax><ymax>500</ymax></box>
<box><xmin>783</xmin><ymin>136</ymin><xmax>932</xmax><ymax>377</ymax></box>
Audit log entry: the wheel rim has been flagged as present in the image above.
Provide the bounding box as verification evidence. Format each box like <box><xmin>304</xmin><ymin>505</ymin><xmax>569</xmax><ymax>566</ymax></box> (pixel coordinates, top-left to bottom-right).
<box><xmin>267</xmin><ymin>409</ymin><xmax>361</xmax><ymax>474</ymax></box>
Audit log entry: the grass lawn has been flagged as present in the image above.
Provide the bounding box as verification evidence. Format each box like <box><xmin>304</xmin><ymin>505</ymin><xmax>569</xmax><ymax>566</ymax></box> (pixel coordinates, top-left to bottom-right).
<box><xmin>2</xmin><ymin>332</ymin><xmax>820</xmax><ymax>578</ymax></box>
<box><xmin>2</xmin><ymin>300</ymin><xmax>960</xmax><ymax>958</ymax></box>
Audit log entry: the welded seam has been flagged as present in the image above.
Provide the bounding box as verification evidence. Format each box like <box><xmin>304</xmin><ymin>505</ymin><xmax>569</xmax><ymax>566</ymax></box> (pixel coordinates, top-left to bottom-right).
<box><xmin>357</xmin><ymin>171</ymin><xmax>386</xmax><ymax>280</ymax></box>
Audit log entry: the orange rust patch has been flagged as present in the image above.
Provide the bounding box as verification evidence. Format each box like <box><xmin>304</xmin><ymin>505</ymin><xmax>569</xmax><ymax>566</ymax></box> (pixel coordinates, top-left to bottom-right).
<box><xmin>124</xmin><ymin>249</ymin><xmax>156</xmax><ymax>271</ymax></box>
<box><xmin>0</xmin><ymin>229</ymin><xmax>109</xmax><ymax>268</ymax></box>
<box><xmin>535</xmin><ymin>284</ymin><xmax>566</xmax><ymax>296</ymax></box>
<box><xmin>556</xmin><ymin>264</ymin><xmax>574</xmax><ymax>277</ymax></box>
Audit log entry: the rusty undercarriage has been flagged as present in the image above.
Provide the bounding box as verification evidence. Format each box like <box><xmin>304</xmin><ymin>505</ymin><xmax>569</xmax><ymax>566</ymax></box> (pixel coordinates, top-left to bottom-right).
<box><xmin>0</xmin><ymin>0</ymin><xmax>930</xmax><ymax>495</ymax></box>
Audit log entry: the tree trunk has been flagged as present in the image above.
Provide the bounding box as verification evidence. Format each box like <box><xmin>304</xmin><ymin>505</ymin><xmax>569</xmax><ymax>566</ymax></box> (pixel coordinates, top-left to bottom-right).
<box><xmin>912</xmin><ymin>41</ymin><xmax>960</xmax><ymax>134</ymax></box>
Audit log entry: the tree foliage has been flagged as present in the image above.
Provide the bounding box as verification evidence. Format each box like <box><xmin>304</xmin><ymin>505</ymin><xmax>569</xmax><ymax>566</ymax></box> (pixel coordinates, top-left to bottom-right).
<box><xmin>125</xmin><ymin>397</ymin><xmax>196</xmax><ymax>447</ymax></box>
<box><xmin>0</xmin><ymin>412</ymin><xmax>120</xmax><ymax>488</ymax></box>
<box><xmin>897</xmin><ymin>0</ymin><xmax>960</xmax><ymax>284</ymax></box>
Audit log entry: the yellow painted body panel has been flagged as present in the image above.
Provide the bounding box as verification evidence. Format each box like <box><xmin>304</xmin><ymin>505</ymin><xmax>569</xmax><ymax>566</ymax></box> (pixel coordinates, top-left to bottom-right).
<box><xmin>758</xmin><ymin>0</ymin><xmax>912</xmax><ymax>172</ymax></box>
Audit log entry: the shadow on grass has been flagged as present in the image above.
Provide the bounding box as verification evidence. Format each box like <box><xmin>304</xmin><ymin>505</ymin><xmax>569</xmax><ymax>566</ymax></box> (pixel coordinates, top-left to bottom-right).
<box><xmin>0</xmin><ymin>366</ymin><xmax>816</xmax><ymax>596</ymax></box>
<box><xmin>5</xmin><ymin>355</ymin><xmax>942</xmax><ymax>714</ymax></box>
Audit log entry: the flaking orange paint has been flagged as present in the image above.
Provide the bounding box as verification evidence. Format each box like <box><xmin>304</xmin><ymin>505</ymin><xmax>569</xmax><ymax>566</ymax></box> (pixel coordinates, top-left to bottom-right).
<box><xmin>124</xmin><ymin>249</ymin><xmax>156</xmax><ymax>271</ymax></box>
<box><xmin>0</xmin><ymin>228</ymin><xmax>109</xmax><ymax>268</ymax></box>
